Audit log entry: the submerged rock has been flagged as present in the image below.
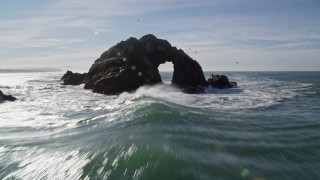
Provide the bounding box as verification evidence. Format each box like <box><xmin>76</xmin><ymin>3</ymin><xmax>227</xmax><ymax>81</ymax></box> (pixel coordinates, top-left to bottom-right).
<box><xmin>61</xmin><ymin>70</ymin><xmax>86</xmax><ymax>85</ymax></box>
<box><xmin>182</xmin><ymin>86</ymin><xmax>205</xmax><ymax>94</ymax></box>
<box><xmin>61</xmin><ymin>34</ymin><xmax>237</xmax><ymax>95</ymax></box>
<box><xmin>0</xmin><ymin>90</ymin><xmax>17</xmax><ymax>101</ymax></box>
<box><xmin>207</xmin><ymin>74</ymin><xmax>237</xmax><ymax>89</ymax></box>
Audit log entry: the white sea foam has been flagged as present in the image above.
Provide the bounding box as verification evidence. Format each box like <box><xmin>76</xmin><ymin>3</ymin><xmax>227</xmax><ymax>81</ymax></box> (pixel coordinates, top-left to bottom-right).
<box><xmin>123</xmin><ymin>75</ymin><xmax>309</xmax><ymax>111</ymax></box>
<box><xmin>0</xmin><ymin>72</ymin><xmax>310</xmax><ymax>131</ymax></box>
<box><xmin>2</xmin><ymin>146</ymin><xmax>89</xmax><ymax>180</ymax></box>
<box><xmin>0</xmin><ymin>72</ymin><xmax>318</xmax><ymax>179</ymax></box>
<box><xmin>0</xmin><ymin>72</ymin><xmax>312</xmax><ymax>137</ymax></box>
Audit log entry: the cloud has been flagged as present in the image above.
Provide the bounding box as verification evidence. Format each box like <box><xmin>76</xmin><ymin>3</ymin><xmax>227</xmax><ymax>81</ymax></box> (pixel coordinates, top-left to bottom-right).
<box><xmin>0</xmin><ymin>33</ymin><xmax>84</xmax><ymax>49</ymax></box>
<box><xmin>1</xmin><ymin>49</ymin><xmax>102</xmax><ymax>70</ymax></box>
<box><xmin>1</xmin><ymin>0</ymin><xmax>320</xmax><ymax>70</ymax></box>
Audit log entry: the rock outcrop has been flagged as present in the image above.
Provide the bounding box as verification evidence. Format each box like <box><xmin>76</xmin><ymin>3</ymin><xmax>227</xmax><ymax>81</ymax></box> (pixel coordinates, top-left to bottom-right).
<box><xmin>61</xmin><ymin>70</ymin><xmax>86</xmax><ymax>85</ymax></box>
<box><xmin>207</xmin><ymin>74</ymin><xmax>237</xmax><ymax>89</ymax></box>
<box><xmin>82</xmin><ymin>34</ymin><xmax>207</xmax><ymax>95</ymax></box>
<box><xmin>0</xmin><ymin>90</ymin><xmax>17</xmax><ymax>101</ymax></box>
<box><xmin>61</xmin><ymin>34</ymin><xmax>237</xmax><ymax>95</ymax></box>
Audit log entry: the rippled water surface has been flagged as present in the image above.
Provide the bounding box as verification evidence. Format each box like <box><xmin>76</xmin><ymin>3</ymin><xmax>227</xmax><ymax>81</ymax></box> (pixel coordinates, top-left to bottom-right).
<box><xmin>0</xmin><ymin>71</ymin><xmax>319</xmax><ymax>179</ymax></box>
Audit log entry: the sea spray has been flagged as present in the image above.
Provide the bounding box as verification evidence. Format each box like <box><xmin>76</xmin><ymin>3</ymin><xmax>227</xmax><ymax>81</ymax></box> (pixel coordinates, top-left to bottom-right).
<box><xmin>1</xmin><ymin>71</ymin><xmax>319</xmax><ymax>179</ymax></box>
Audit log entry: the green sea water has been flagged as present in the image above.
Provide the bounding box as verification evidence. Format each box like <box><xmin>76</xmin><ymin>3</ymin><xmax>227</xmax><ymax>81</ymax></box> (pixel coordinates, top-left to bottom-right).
<box><xmin>0</xmin><ymin>71</ymin><xmax>319</xmax><ymax>179</ymax></box>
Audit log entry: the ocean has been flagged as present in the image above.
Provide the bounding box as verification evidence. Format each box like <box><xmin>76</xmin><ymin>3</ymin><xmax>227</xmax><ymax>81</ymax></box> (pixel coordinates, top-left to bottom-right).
<box><xmin>0</xmin><ymin>71</ymin><xmax>319</xmax><ymax>179</ymax></box>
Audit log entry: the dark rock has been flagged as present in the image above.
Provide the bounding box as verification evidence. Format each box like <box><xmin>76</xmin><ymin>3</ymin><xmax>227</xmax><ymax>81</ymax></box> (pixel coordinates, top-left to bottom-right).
<box><xmin>81</xmin><ymin>34</ymin><xmax>207</xmax><ymax>95</ymax></box>
<box><xmin>182</xmin><ymin>86</ymin><xmax>205</xmax><ymax>94</ymax></box>
<box><xmin>0</xmin><ymin>90</ymin><xmax>17</xmax><ymax>101</ymax></box>
<box><xmin>61</xmin><ymin>34</ymin><xmax>236</xmax><ymax>95</ymax></box>
<box><xmin>61</xmin><ymin>70</ymin><xmax>86</xmax><ymax>85</ymax></box>
<box><xmin>229</xmin><ymin>81</ymin><xmax>237</xmax><ymax>88</ymax></box>
<box><xmin>207</xmin><ymin>74</ymin><xmax>237</xmax><ymax>89</ymax></box>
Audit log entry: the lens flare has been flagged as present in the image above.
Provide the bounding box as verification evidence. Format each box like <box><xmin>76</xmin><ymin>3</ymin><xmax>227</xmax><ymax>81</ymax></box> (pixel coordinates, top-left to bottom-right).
<box><xmin>241</xmin><ymin>168</ymin><xmax>250</xmax><ymax>177</ymax></box>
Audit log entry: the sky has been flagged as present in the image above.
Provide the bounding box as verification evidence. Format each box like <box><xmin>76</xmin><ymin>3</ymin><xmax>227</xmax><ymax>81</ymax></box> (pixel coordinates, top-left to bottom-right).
<box><xmin>1</xmin><ymin>0</ymin><xmax>320</xmax><ymax>72</ymax></box>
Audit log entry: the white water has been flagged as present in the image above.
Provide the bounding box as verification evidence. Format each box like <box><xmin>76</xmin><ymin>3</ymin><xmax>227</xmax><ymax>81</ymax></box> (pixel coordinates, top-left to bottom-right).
<box><xmin>0</xmin><ymin>71</ymin><xmax>317</xmax><ymax>179</ymax></box>
<box><xmin>0</xmin><ymin>72</ymin><xmax>309</xmax><ymax>123</ymax></box>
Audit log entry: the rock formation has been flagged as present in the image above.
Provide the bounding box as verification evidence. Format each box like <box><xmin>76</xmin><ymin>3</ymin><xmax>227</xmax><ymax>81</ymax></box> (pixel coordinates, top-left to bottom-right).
<box><xmin>61</xmin><ymin>70</ymin><xmax>86</xmax><ymax>85</ymax></box>
<box><xmin>62</xmin><ymin>34</ymin><xmax>237</xmax><ymax>95</ymax></box>
<box><xmin>207</xmin><ymin>74</ymin><xmax>237</xmax><ymax>89</ymax></box>
<box><xmin>0</xmin><ymin>90</ymin><xmax>17</xmax><ymax>101</ymax></box>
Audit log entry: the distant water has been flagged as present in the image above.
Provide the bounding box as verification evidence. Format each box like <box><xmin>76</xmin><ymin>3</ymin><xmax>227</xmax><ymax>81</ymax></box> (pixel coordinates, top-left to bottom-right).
<box><xmin>0</xmin><ymin>71</ymin><xmax>319</xmax><ymax>179</ymax></box>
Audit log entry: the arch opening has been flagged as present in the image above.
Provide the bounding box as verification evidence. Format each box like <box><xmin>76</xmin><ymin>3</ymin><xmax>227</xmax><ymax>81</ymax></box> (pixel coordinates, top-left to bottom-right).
<box><xmin>158</xmin><ymin>62</ymin><xmax>174</xmax><ymax>84</ymax></box>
